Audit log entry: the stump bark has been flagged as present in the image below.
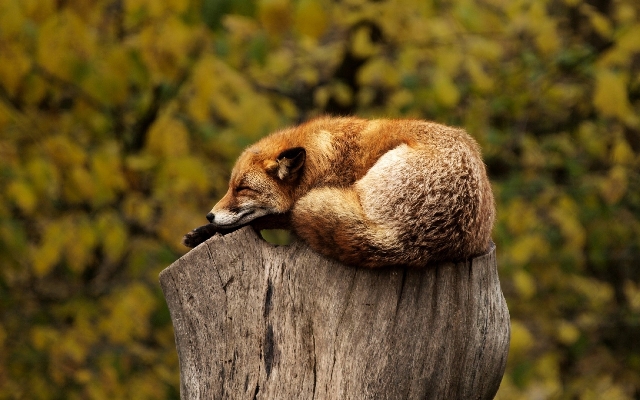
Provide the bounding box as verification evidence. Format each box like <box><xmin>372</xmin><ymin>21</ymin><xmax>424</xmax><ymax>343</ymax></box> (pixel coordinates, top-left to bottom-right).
<box><xmin>159</xmin><ymin>227</ymin><xmax>510</xmax><ymax>399</ymax></box>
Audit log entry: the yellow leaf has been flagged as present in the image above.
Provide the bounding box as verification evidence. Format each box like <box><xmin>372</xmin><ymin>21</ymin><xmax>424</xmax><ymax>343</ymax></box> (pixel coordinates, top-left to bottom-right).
<box><xmin>37</xmin><ymin>9</ymin><xmax>96</xmax><ymax>81</ymax></box>
<box><xmin>586</xmin><ymin>377</ymin><xmax>631</xmax><ymax>400</ymax></box>
<box><xmin>167</xmin><ymin>0</ymin><xmax>189</xmax><ymax>13</ymax></box>
<box><xmin>0</xmin><ymin>103</ymin><xmax>11</xmax><ymax>130</ymax></box>
<box><xmin>436</xmin><ymin>51</ymin><xmax>463</xmax><ymax>74</ymax></box>
<box><xmin>521</xmin><ymin>134</ymin><xmax>545</xmax><ymax>168</ymax></box>
<box><xmin>64</xmin><ymin>166</ymin><xmax>96</xmax><ymax>203</ymax></box>
<box><xmin>510</xmin><ymin>234</ymin><xmax>549</xmax><ymax>266</ymax></box>
<box><xmin>0</xmin><ymin>1</ymin><xmax>24</xmax><ymax>38</ymax></box>
<box><xmin>556</xmin><ymin>320</ymin><xmax>580</xmax><ymax>345</ymax></box>
<box><xmin>146</xmin><ymin>115</ymin><xmax>190</xmax><ymax>157</ymax></box>
<box><xmin>427</xmin><ymin>18</ymin><xmax>453</xmax><ymax>40</ymax></box>
<box><xmin>599</xmin><ymin>165</ymin><xmax>628</xmax><ymax>205</ymax></box>
<box><xmin>611</xmin><ymin>136</ymin><xmax>635</xmax><ymax>165</ymax></box>
<box><xmin>466</xmin><ymin>58</ymin><xmax>494</xmax><ymax>92</ymax></box>
<box><xmin>533</xmin><ymin>354</ymin><xmax>562</xmax><ymax>397</ymax></box>
<box><xmin>504</xmin><ymin>198</ymin><xmax>539</xmax><ymax>234</ymax></box>
<box><xmin>295</xmin><ymin>0</ymin><xmax>327</xmax><ymax>39</ymax></box>
<box><xmin>20</xmin><ymin>0</ymin><xmax>56</xmax><ymax>22</ymax></box>
<box><xmin>578</xmin><ymin>121</ymin><xmax>607</xmax><ymax>160</ymax></box>
<box><xmin>332</xmin><ymin>81</ymin><xmax>353</xmax><ymax>107</ymax></box>
<box><xmin>139</xmin><ymin>16</ymin><xmax>196</xmax><ymax>82</ymax></box>
<box><xmin>44</xmin><ymin>135</ymin><xmax>86</xmax><ymax>167</ymax></box>
<box><xmin>568</xmin><ymin>275</ymin><xmax>614</xmax><ymax>310</ymax></box>
<box><xmin>526</xmin><ymin>2</ymin><xmax>560</xmax><ymax>55</ymax></box>
<box><xmin>123</xmin><ymin>193</ymin><xmax>154</xmax><ymax>226</ymax></box>
<box><xmin>314</xmin><ymin>86</ymin><xmax>330</xmax><ymax>108</ymax></box>
<box><xmin>31</xmin><ymin>326</ymin><xmax>58</xmax><ymax>350</ymax></box>
<box><xmin>73</xmin><ymin>369</ymin><xmax>92</xmax><ymax>384</ymax></box>
<box><xmin>264</xmin><ymin>48</ymin><xmax>294</xmax><ymax>77</ymax></box>
<box><xmin>59</xmin><ymin>332</ymin><xmax>88</xmax><ymax>363</ymax></box>
<box><xmin>64</xmin><ymin>216</ymin><xmax>97</xmax><ymax>274</ymax></box>
<box><xmin>623</xmin><ymin>280</ymin><xmax>640</xmax><ymax>312</ymax></box>
<box><xmin>549</xmin><ymin>195</ymin><xmax>586</xmax><ymax>257</ymax></box>
<box><xmin>535</xmin><ymin>20</ymin><xmax>560</xmax><ymax>55</ymax></box>
<box><xmin>433</xmin><ymin>70</ymin><xmax>460</xmax><ymax>107</ymax></box>
<box><xmin>104</xmin><ymin>223</ymin><xmax>127</xmax><ymax>264</ymax></box>
<box><xmin>581</xmin><ymin>4</ymin><xmax>612</xmax><ymax>38</ymax></box>
<box><xmin>0</xmin><ymin>43</ymin><xmax>31</xmax><ymax>97</ymax></box>
<box><xmin>97</xmin><ymin>213</ymin><xmax>128</xmax><ymax>263</ymax></box>
<box><xmin>223</xmin><ymin>14</ymin><xmax>261</xmax><ymax>39</ymax></box>
<box><xmin>276</xmin><ymin>97</ymin><xmax>299</xmax><ymax>119</ymax></box>
<box><xmin>100</xmin><ymin>283</ymin><xmax>156</xmax><ymax>344</ymax></box>
<box><xmin>8</xmin><ymin>180</ymin><xmax>37</xmax><ymax>215</ymax></box>
<box><xmin>126</xmin><ymin>154</ymin><xmax>158</xmax><ymax>172</ymax></box>
<box><xmin>351</xmin><ymin>26</ymin><xmax>379</xmax><ymax>58</ymax></box>
<box><xmin>388</xmin><ymin>89</ymin><xmax>414</xmax><ymax>110</ymax></box>
<box><xmin>546</xmin><ymin>83</ymin><xmax>583</xmax><ymax>108</ymax></box>
<box><xmin>615</xmin><ymin>4</ymin><xmax>637</xmax><ymax>25</ymax></box>
<box><xmin>186</xmin><ymin>96</ymin><xmax>209</xmax><ymax>123</ymax></box>
<box><xmin>509</xmin><ymin>320</ymin><xmax>533</xmax><ymax>359</ymax></box>
<box><xmin>357</xmin><ymin>87</ymin><xmax>377</xmax><ymax>108</ymax></box>
<box><xmin>593</xmin><ymin>69</ymin><xmax>634</xmax><ymax>121</ymax></box>
<box><xmin>466</xmin><ymin>36</ymin><xmax>503</xmax><ymax>62</ymax></box>
<box><xmin>91</xmin><ymin>142</ymin><xmax>127</xmax><ymax>205</ymax></box>
<box><xmin>26</xmin><ymin>159</ymin><xmax>60</xmax><ymax>198</ymax></box>
<box><xmin>21</xmin><ymin>74</ymin><xmax>49</xmax><ymax>107</ymax></box>
<box><xmin>258</xmin><ymin>0</ymin><xmax>293</xmax><ymax>36</ymax></box>
<box><xmin>83</xmin><ymin>47</ymin><xmax>131</xmax><ymax>105</ymax></box>
<box><xmin>357</xmin><ymin>57</ymin><xmax>399</xmax><ymax>87</ymax></box>
<box><xmin>32</xmin><ymin>221</ymin><xmax>66</xmax><ymax>277</ymax></box>
<box><xmin>513</xmin><ymin>270</ymin><xmax>536</xmax><ymax>300</ymax></box>
<box><xmin>125</xmin><ymin>0</ymin><xmax>188</xmax><ymax>18</ymax></box>
<box><xmin>155</xmin><ymin>156</ymin><xmax>211</xmax><ymax>200</ymax></box>
<box><xmin>187</xmin><ymin>62</ymin><xmax>218</xmax><ymax>119</ymax></box>
<box><xmin>617</xmin><ymin>24</ymin><xmax>640</xmax><ymax>53</ymax></box>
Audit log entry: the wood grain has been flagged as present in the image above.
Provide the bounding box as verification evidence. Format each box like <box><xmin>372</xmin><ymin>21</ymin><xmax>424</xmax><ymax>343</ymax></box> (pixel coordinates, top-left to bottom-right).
<box><xmin>159</xmin><ymin>227</ymin><xmax>510</xmax><ymax>399</ymax></box>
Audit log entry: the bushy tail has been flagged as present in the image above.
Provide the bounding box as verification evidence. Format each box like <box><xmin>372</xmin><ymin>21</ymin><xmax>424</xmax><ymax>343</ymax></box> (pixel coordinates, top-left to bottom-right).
<box><xmin>291</xmin><ymin>187</ymin><xmax>406</xmax><ymax>268</ymax></box>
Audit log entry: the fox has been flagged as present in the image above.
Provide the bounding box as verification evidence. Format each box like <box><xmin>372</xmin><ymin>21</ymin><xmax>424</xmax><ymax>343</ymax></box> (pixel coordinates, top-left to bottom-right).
<box><xmin>183</xmin><ymin>116</ymin><xmax>495</xmax><ymax>268</ymax></box>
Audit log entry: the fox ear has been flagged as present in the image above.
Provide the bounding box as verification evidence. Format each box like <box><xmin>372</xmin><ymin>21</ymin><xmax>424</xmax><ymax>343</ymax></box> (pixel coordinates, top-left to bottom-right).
<box><xmin>275</xmin><ymin>147</ymin><xmax>306</xmax><ymax>181</ymax></box>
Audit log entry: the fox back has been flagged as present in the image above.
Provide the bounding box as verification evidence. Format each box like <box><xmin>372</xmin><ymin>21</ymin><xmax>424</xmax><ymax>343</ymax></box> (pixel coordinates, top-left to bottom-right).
<box><xmin>184</xmin><ymin>116</ymin><xmax>495</xmax><ymax>268</ymax></box>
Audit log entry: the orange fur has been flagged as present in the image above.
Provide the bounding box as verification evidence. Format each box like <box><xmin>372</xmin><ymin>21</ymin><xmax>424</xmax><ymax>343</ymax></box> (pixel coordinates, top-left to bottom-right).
<box><xmin>183</xmin><ymin>116</ymin><xmax>495</xmax><ymax>268</ymax></box>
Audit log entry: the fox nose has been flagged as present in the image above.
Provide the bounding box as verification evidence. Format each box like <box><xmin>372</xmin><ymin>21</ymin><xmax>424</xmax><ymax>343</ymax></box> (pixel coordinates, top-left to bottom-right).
<box><xmin>206</xmin><ymin>212</ymin><xmax>215</xmax><ymax>223</ymax></box>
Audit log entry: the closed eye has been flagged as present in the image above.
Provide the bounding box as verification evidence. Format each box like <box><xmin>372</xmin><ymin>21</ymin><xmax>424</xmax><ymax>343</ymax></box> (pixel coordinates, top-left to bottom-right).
<box><xmin>235</xmin><ymin>186</ymin><xmax>256</xmax><ymax>194</ymax></box>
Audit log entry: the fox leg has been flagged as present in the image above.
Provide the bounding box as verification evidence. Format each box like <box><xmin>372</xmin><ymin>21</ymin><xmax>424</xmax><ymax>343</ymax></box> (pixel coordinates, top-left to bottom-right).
<box><xmin>183</xmin><ymin>213</ymin><xmax>292</xmax><ymax>248</ymax></box>
<box><xmin>182</xmin><ymin>224</ymin><xmax>239</xmax><ymax>248</ymax></box>
<box><xmin>250</xmin><ymin>212</ymin><xmax>292</xmax><ymax>231</ymax></box>
<box><xmin>291</xmin><ymin>187</ymin><xmax>403</xmax><ymax>268</ymax></box>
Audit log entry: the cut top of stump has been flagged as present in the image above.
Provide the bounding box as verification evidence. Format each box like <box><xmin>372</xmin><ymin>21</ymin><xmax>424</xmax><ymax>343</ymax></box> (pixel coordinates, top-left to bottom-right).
<box><xmin>159</xmin><ymin>227</ymin><xmax>510</xmax><ymax>400</ymax></box>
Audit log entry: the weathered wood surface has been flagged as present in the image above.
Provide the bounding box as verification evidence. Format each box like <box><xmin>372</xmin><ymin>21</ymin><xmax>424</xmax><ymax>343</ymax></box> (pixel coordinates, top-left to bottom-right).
<box><xmin>159</xmin><ymin>227</ymin><xmax>510</xmax><ymax>400</ymax></box>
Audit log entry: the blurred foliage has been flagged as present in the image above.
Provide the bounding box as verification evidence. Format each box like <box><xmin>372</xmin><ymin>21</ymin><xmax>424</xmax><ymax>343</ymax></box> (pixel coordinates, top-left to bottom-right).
<box><xmin>0</xmin><ymin>0</ymin><xmax>639</xmax><ymax>398</ymax></box>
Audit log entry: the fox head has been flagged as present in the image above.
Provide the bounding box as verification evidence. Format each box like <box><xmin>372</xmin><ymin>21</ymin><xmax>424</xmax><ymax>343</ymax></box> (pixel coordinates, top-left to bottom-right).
<box><xmin>206</xmin><ymin>147</ymin><xmax>306</xmax><ymax>228</ymax></box>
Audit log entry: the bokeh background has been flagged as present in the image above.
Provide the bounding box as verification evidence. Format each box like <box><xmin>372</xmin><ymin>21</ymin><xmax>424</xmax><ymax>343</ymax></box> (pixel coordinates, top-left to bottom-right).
<box><xmin>1</xmin><ymin>0</ymin><xmax>639</xmax><ymax>398</ymax></box>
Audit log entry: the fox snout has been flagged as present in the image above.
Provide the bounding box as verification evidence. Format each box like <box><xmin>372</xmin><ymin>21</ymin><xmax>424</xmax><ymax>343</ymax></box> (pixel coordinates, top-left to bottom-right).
<box><xmin>205</xmin><ymin>206</ymin><xmax>263</xmax><ymax>228</ymax></box>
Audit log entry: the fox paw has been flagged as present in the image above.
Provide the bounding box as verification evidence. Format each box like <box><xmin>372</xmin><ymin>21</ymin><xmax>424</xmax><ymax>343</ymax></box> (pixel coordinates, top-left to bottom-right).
<box><xmin>183</xmin><ymin>224</ymin><xmax>242</xmax><ymax>248</ymax></box>
<box><xmin>182</xmin><ymin>224</ymin><xmax>218</xmax><ymax>248</ymax></box>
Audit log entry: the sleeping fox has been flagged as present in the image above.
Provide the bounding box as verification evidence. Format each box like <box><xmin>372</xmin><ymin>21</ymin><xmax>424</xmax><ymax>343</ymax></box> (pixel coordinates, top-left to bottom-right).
<box><xmin>183</xmin><ymin>116</ymin><xmax>495</xmax><ymax>268</ymax></box>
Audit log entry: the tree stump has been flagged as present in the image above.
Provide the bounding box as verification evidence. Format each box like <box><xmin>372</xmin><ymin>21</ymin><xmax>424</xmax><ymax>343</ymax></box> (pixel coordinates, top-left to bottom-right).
<box><xmin>159</xmin><ymin>227</ymin><xmax>510</xmax><ymax>399</ymax></box>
